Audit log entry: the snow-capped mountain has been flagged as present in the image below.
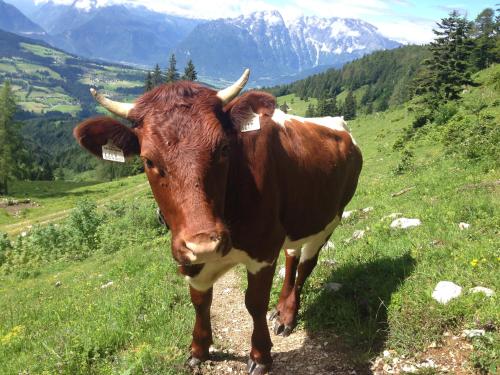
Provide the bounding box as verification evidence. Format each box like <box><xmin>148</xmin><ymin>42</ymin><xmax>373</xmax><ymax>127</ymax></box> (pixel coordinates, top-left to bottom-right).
<box><xmin>175</xmin><ymin>10</ymin><xmax>400</xmax><ymax>83</ymax></box>
<box><xmin>287</xmin><ymin>15</ymin><xmax>399</xmax><ymax>69</ymax></box>
<box><xmin>2</xmin><ymin>2</ymin><xmax>400</xmax><ymax>84</ymax></box>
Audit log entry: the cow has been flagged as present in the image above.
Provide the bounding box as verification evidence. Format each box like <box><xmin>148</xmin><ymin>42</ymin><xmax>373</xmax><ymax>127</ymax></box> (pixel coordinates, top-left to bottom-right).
<box><xmin>74</xmin><ymin>69</ymin><xmax>362</xmax><ymax>375</ymax></box>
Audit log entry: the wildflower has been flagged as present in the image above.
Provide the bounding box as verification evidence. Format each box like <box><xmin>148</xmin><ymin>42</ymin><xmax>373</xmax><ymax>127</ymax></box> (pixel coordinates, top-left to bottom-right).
<box><xmin>1</xmin><ymin>325</ymin><xmax>25</xmax><ymax>345</ymax></box>
<box><xmin>470</xmin><ymin>259</ymin><xmax>479</xmax><ymax>267</ymax></box>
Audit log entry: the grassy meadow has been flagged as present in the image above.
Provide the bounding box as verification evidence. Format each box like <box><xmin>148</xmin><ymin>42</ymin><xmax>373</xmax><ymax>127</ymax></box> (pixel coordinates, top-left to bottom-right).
<box><xmin>0</xmin><ymin>66</ymin><xmax>499</xmax><ymax>373</ymax></box>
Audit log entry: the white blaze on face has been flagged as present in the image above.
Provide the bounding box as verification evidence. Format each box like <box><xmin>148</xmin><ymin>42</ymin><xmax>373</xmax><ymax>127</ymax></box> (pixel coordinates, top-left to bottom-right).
<box><xmin>271</xmin><ymin>109</ymin><xmax>357</xmax><ymax>145</ymax></box>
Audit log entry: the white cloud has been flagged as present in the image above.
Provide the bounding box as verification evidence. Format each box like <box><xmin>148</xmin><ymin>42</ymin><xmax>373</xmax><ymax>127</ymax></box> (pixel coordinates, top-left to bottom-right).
<box><xmin>372</xmin><ymin>19</ymin><xmax>436</xmax><ymax>44</ymax></box>
<box><xmin>32</xmin><ymin>0</ymin><xmax>438</xmax><ymax>43</ymax></box>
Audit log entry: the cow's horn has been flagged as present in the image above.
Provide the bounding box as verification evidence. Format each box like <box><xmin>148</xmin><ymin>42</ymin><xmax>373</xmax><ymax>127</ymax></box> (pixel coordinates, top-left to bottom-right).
<box><xmin>216</xmin><ymin>68</ymin><xmax>250</xmax><ymax>105</ymax></box>
<box><xmin>90</xmin><ymin>88</ymin><xmax>135</xmax><ymax>119</ymax></box>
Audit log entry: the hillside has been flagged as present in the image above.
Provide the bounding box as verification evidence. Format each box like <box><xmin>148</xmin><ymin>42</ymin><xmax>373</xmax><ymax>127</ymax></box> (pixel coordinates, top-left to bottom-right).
<box><xmin>269</xmin><ymin>45</ymin><xmax>429</xmax><ymax>113</ymax></box>
<box><xmin>0</xmin><ymin>0</ymin><xmax>46</xmax><ymax>37</ymax></box>
<box><xmin>0</xmin><ymin>28</ymin><xmax>144</xmax><ymax>116</ymax></box>
<box><xmin>0</xmin><ymin>65</ymin><xmax>498</xmax><ymax>374</ymax></box>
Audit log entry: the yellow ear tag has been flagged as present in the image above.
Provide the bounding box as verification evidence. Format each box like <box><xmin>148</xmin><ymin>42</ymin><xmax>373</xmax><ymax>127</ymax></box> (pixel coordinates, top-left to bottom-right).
<box><xmin>102</xmin><ymin>141</ymin><xmax>125</xmax><ymax>163</ymax></box>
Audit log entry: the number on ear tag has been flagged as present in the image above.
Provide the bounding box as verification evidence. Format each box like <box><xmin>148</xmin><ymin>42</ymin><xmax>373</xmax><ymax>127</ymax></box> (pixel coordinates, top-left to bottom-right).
<box><xmin>102</xmin><ymin>142</ymin><xmax>125</xmax><ymax>163</ymax></box>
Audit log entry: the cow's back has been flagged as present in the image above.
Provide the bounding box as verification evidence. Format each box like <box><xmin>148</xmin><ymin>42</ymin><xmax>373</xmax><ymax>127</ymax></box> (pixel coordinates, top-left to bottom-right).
<box><xmin>271</xmin><ymin>112</ymin><xmax>362</xmax><ymax>242</ymax></box>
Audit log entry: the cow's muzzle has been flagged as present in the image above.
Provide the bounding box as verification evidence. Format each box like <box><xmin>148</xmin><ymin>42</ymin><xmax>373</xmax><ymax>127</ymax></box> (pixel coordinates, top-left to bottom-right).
<box><xmin>174</xmin><ymin>230</ymin><xmax>231</xmax><ymax>265</ymax></box>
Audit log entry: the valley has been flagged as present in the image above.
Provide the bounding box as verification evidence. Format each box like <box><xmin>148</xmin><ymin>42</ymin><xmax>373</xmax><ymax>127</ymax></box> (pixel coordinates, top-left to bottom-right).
<box><xmin>0</xmin><ymin>29</ymin><xmax>144</xmax><ymax>115</ymax></box>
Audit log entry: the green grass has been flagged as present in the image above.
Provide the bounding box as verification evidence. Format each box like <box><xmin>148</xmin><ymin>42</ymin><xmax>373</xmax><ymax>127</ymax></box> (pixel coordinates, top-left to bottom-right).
<box><xmin>20</xmin><ymin>43</ymin><xmax>69</xmax><ymax>62</ymax></box>
<box><xmin>0</xmin><ymin>174</ymin><xmax>148</xmax><ymax>234</ymax></box>
<box><xmin>0</xmin><ymin>198</ymin><xmax>192</xmax><ymax>375</ymax></box>
<box><xmin>276</xmin><ymin>93</ymin><xmax>318</xmax><ymax>116</ymax></box>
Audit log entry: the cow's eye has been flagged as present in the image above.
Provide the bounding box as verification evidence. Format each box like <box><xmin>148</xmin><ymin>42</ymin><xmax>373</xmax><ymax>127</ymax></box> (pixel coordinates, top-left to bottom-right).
<box><xmin>220</xmin><ymin>144</ymin><xmax>229</xmax><ymax>158</ymax></box>
<box><xmin>145</xmin><ymin>159</ymin><xmax>154</xmax><ymax>169</ymax></box>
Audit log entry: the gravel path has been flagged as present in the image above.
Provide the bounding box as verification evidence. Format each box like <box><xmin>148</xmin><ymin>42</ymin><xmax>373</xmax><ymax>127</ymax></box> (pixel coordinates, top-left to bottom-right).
<box><xmin>197</xmin><ymin>268</ymin><xmax>367</xmax><ymax>375</ymax></box>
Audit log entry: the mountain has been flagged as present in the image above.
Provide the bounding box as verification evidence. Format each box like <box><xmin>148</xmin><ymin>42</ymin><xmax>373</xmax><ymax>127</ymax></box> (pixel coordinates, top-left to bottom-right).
<box><xmin>29</xmin><ymin>1</ymin><xmax>201</xmax><ymax>66</ymax></box>
<box><xmin>0</xmin><ymin>0</ymin><xmax>46</xmax><ymax>37</ymax></box>
<box><xmin>174</xmin><ymin>10</ymin><xmax>400</xmax><ymax>85</ymax></box>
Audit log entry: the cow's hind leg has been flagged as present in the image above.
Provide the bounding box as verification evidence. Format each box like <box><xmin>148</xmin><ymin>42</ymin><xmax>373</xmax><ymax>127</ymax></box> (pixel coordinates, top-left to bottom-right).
<box><xmin>245</xmin><ymin>263</ymin><xmax>276</xmax><ymax>375</ymax></box>
<box><xmin>187</xmin><ymin>286</ymin><xmax>213</xmax><ymax>367</ymax></box>
<box><xmin>269</xmin><ymin>250</ymin><xmax>299</xmax><ymax>333</ymax></box>
<box><xmin>272</xmin><ymin>234</ymin><xmax>332</xmax><ymax>337</ymax></box>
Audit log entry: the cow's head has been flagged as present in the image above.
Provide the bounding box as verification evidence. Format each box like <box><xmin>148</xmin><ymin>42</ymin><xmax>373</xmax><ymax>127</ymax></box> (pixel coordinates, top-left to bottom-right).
<box><xmin>74</xmin><ymin>70</ymin><xmax>251</xmax><ymax>265</ymax></box>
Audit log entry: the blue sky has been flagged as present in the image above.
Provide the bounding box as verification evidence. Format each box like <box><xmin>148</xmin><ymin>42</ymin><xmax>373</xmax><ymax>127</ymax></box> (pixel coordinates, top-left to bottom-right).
<box><xmin>29</xmin><ymin>0</ymin><xmax>497</xmax><ymax>43</ymax></box>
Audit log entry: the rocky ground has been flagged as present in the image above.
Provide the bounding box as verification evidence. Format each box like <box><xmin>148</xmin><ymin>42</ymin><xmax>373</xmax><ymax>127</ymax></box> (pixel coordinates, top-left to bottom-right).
<box><xmin>192</xmin><ymin>268</ymin><xmax>478</xmax><ymax>375</ymax></box>
<box><xmin>196</xmin><ymin>269</ymin><xmax>369</xmax><ymax>375</ymax></box>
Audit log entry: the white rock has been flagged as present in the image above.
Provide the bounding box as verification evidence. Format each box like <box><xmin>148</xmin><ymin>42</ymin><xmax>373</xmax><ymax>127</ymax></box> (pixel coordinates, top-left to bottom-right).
<box><xmin>351</xmin><ymin>229</ymin><xmax>365</xmax><ymax>240</ymax></box>
<box><xmin>383</xmin><ymin>350</ymin><xmax>392</xmax><ymax>358</ymax></box>
<box><xmin>100</xmin><ymin>281</ymin><xmax>114</xmax><ymax>289</ymax></box>
<box><xmin>390</xmin><ymin>218</ymin><xmax>421</xmax><ymax>229</ymax></box>
<box><xmin>342</xmin><ymin>210</ymin><xmax>354</xmax><ymax>219</ymax></box>
<box><xmin>401</xmin><ymin>364</ymin><xmax>418</xmax><ymax>373</ymax></box>
<box><xmin>432</xmin><ymin>281</ymin><xmax>462</xmax><ymax>304</ymax></box>
<box><xmin>458</xmin><ymin>222</ymin><xmax>470</xmax><ymax>230</ymax></box>
<box><xmin>278</xmin><ymin>266</ymin><xmax>286</xmax><ymax>279</ymax></box>
<box><xmin>323</xmin><ymin>240</ymin><xmax>335</xmax><ymax>249</ymax></box>
<box><xmin>320</xmin><ymin>259</ymin><xmax>336</xmax><ymax>266</ymax></box>
<box><xmin>325</xmin><ymin>282</ymin><xmax>342</xmax><ymax>292</ymax></box>
<box><xmin>362</xmin><ymin>206</ymin><xmax>374</xmax><ymax>213</ymax></box>
<box><xmin>418</xmin><ymin>359</ymin><xmax>437</xmax><ymax>369</ymax></box>
<box><xmin>462</xmin><ymin>329</ymin><xmax>485</xmax><ymax>338</ymax></box>
<box><xmin>469</xmin><ymin>286</ymin><xmax>495</xmax><ymax>297</ymax></box>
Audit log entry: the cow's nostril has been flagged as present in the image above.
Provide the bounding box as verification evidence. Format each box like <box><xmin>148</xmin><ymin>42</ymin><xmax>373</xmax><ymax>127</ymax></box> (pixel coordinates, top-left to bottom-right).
<box><xmin>209</xmin><ymin>232</ymin><xmax>220</xmax><ymax>242</ymax></box>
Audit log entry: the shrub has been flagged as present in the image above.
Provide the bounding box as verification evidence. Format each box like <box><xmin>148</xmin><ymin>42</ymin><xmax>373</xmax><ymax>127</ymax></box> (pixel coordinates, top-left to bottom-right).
<box><xmin>393</xmin><ymin>148</ymin><xmax>415</xmax><ymax>175</ymax></box>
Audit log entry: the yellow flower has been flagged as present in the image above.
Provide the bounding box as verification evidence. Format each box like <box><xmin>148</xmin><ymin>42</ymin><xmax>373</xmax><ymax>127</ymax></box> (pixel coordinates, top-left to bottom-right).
<box><xmin>1</xmin><ymin>325</ymin><xmax>25</xmax><ymax>345</ymax></box>
<box><xmin>470</xmin><ymin>259</ymin><xmax>479</xmax><ymax>267</ymax></box>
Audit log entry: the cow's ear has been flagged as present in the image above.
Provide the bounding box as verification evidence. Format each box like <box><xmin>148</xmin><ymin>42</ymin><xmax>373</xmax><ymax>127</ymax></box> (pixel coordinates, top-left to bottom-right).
<box><xmin>73</xmin><ymin>116</ymin><xmax>140</xmax><ymax>158</ymax></box>
<box><xmin>226</xmin><ymin>91</ymin><xmax>276</xmax><ymax>131</ymax></box>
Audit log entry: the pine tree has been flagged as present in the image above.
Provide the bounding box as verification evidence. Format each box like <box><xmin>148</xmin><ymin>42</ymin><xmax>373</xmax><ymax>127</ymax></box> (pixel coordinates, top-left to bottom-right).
<box><xmin>471</xmin><ymin>8</ymin><xmax>498</xmax><ymax>69</ymax></box>
<box><xmin>151</xmin><ymin>64</ymin><xmax>163</xmax><ymax>87</ymax></box>
<box><xmin>144</xmin><ymin>71</ymin><xmax>153</xmax><ymax>92</ymax></box>
<box><xmin>305</xmin><ymin>103</ymin><xmax>316</xmax><ymax>117</ymax></box>
<box><xmin>316</xmin><ymin>97</ymin><xmax>327</xmax><ymax>116</ymax></box>
<box><xmin>182</xmin><ymin>59</ymin><xmax>197</xmax><ymax>81</ymax></box>
<box><xmin>323</xmin><ymin>97</ymin><xmax>338</xmax><ymax>116</ymax></box>
<box><xmin>0</xmin><ymin>82</ymin><xmax>17</xmax><ymax>194</ymax></box>
<box><xmin>342</xmin><ymin>91</ymin><xmax>356</xmax><ymax>120</ymax></box>
<box><xmin>165</xmin><ymin>54</ymin><xmax>180</xmax><ymax>83</ymax></box>
<box><xmin>426</xmin><ymin>11</ymin><xmax>474</xmax><ymax>102</ymax></box>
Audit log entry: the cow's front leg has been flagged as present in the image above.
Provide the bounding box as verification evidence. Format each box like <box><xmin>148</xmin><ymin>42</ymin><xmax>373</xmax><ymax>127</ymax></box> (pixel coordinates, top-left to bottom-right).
<box><xmin>187</xmin><ymin>285</ymin><xmax>213</xmax><ymax>368</ymax></box>
<box><xmin>245</xmin><ymin>264</ymin><xmax>276</xmax><ymax>375</ymax></box>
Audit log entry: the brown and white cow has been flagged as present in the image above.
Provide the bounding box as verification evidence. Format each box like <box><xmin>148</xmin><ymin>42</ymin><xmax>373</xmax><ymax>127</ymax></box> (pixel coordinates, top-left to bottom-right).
<box><xmin>74</xmin><ymin>69</ymin><xmax>362</xmax><ymax>375</ymax></box>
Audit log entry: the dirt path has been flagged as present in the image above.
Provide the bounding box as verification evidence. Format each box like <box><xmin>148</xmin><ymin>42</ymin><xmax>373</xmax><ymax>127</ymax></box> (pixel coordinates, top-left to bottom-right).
<box><xmin>198</xmin><ymin>268</ymin><xmax>366</xmax><ymax>375</ymax></box>
<box><xmin>2</xmin><ymin>182</ymin><xmax>149</xmax><ymax>236</ymax></box>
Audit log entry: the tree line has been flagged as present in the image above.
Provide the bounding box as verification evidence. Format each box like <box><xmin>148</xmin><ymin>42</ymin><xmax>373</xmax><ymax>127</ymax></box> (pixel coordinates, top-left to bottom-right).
<box><xmin>144</xmin><ymin>54</ymin><xmax>198</xmax><ymax>91</ymax></box>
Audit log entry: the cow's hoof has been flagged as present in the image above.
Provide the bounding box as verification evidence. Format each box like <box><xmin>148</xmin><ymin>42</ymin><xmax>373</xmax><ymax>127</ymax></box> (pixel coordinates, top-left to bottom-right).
<box><xmin>273</xmin><ymin>320</ymin><xmax>295</xmax><ymax>337</ymax></box>
<box><xmin>268</xmin><ymin>308</ymin><xmax>279</xmax><ymax>321</ymax></box>
<box><xmin>247</xmin><ymin>358</ymin><xmax>271</xmax><ymax>375</ymax></box>
<box><xmin>273</xmin><ymin>319</ymin><xmax>284</xmax><ymax>335</ymax></box>
<box><xmin>186</xmin><ymin>356</ymin><xmax>203</xmax><ymax>369</ymax></box>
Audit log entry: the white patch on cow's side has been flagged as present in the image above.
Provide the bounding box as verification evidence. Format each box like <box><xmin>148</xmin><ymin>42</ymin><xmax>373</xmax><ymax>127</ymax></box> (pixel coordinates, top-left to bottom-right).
<box><xmin>186</xmin><ymin>248</ymin><xmax>272</xmax><ymax>292</ymax></box>
<box><xmin>271</xmin><ymin>109</ymin><xmax>357</xmax><ymax>145</ymax></box>
<box><xmin>283</xmin><ymin>215</ymin><xmax>341</xmax><ymax>264</ymax></box>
